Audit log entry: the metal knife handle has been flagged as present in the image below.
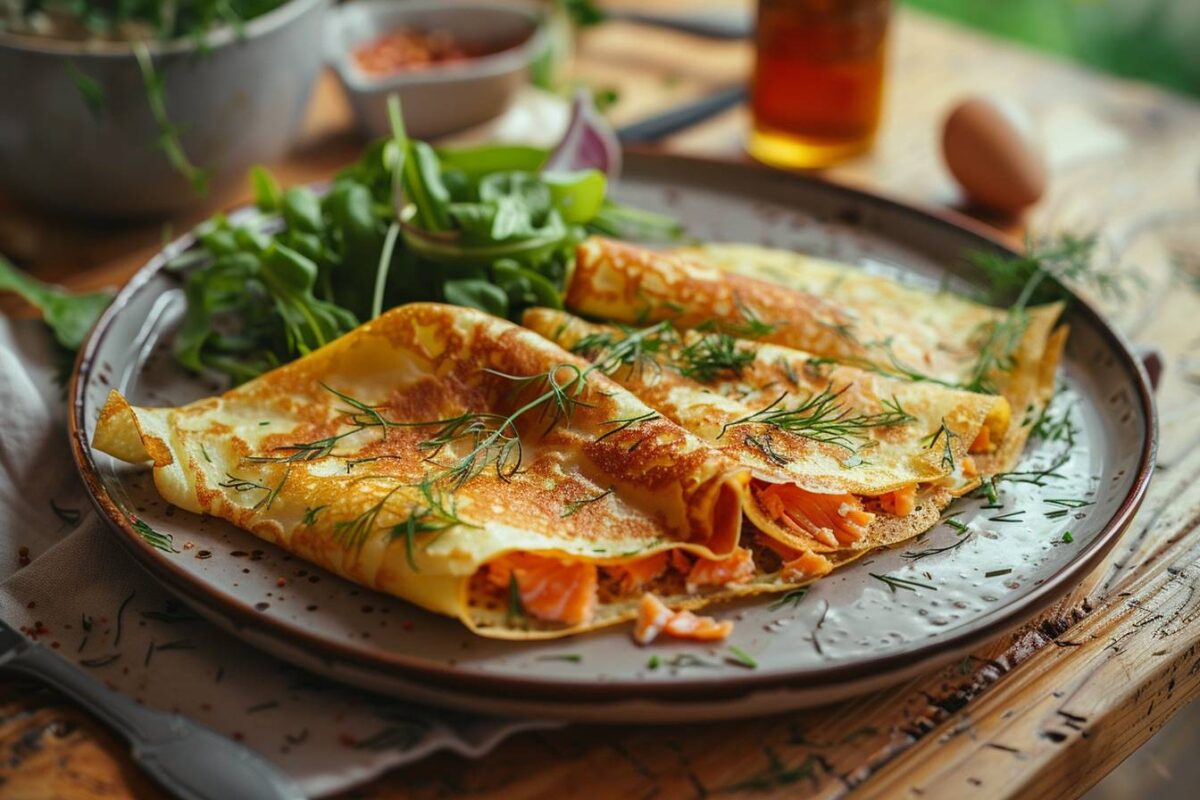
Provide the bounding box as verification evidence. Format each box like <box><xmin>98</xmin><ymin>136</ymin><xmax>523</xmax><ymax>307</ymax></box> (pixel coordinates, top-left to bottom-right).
<box><xmin>618</xmin><ymin>85</ymin><xmax>749</xmax><ymax>144</ymax></box>
<box><xmin>4</xmin><ymin>645</ymin><xmax>303</xmax><ymax>800</ymax></box>
<box><xmin>609</xmin><ymin>9</ymin><xmax>752</xmax><ymax>40</ymax></box>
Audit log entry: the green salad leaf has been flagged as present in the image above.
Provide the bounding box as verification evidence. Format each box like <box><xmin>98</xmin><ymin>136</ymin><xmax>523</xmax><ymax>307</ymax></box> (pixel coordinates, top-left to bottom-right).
<box><xmin>0</xmin><ymin>256</ymin><xmax>113</xmax><ymax>351</ymax></box>
<box><xmin>171</xmin><ymin>95</ymin><xmax>681</xmax><ymax>383</ymax></box>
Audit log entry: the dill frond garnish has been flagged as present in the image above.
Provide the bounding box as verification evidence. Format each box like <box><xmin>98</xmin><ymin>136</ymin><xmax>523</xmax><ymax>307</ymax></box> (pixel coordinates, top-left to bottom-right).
<box><xmin>719</xmin><ymin>386</ymin><xmax>916</xmax><ymax>452</ymax></box>
<box><xmin>1030</xmin><ymin>400</ymin><xmax>1078</xmax><ymax>445</ymax></box>
<box><xmin>130</xmin><ymin>516</ymin><xmax>179</xmax><ymax>553</ymax></box>
<box><xmin>768</xmin><ymin>587</ymin><xmax>808</xmax><ymax>611</ymax></box>
<box><xmin>744</xmin><ymin>432</ymin><xmax>790</xmax><ymax>466</ymax></box>
<box><xmin>302</xmin><ymin>505</ymin><xmax>327</xmax><ymax>526</ymax></box>
<box><xmin>332</xmin><ymin>486</ymin><xmax>403</xmax><ymax>551</ymax></box>
<box><xmin>901</xmin><ymin>532</ymin><xmax>973</xmax><ymax>561</ymax></box>
<box><xmin>389</xmin><ymin>488</ymin><xmax>465</xmax><ymax>572</ymax></box>
<box><xmin>676</xmin><ymin>333</ymin><xmax>756</xmax><ymax>382</ymax></box>
<box><xmin>570</xmin><ymin>321</ymin><xmax>677</xmax><ymax>379</ymax></box>
<box><xmin>962</xmin><ymin>233</ymin><xmax>1138</xmax><ymax>394</ymax></box>
<box><xmin>921</xmin><ymin>419</ymin><xmax>959</xmax><ymax>471</ymax></box>
<box><xmin>697</xmin><ymin>296</ymin><xmax>779</xmax><ymax>338</ymax></box>
<box><xmin>870</xmin><ymin>572</ymin><xmax>937</xmax><ymax>593</ymax></box>
<box><xmin>596</xmin><ymin>411</ymin><xmax>660</xmax><ymax>442</ymax></box>
<box><xmin>995</xmin><ymin>451</ymin><xmax>1071</xmax><ymax>487</ymax></box>
<box><xmin>561</xmin><ymin>486</ymin><xmax>615</xmax><ymax>518</ymax></box>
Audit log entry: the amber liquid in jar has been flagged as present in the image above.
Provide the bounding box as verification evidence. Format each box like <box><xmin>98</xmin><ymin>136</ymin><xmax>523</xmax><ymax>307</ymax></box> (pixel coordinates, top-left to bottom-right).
<box><xmin>749</xmin><ymin>0</ymin><xmax>891</xmax><ymax>169</ymax></box>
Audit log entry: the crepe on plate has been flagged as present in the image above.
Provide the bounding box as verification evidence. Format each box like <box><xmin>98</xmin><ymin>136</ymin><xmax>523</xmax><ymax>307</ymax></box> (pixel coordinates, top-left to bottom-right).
<box><xmin>566</xmin><ymin>237</ymin><xmax>1066</xmax><ymax>472</ymax></box>
<box><xmin>93</xmin><ymin>303</ymin><xmax>845</xmax><ymax>640</ymax></box>
<box><xmin>525</xmin><ymin>308</ymin><xmax>1007</xmax><ymax>557</ymax></box>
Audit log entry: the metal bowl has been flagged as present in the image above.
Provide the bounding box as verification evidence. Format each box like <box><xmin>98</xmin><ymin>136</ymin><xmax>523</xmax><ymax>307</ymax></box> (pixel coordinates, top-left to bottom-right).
<box><xmin>326</xmin><ymin>0</ymin><xmax>547</xmax><ymax>140</ymax></box>
<box><xmin>0</xmin><ymin>0</ymin><xmax>330</xmax><ymax>220</ymax></box>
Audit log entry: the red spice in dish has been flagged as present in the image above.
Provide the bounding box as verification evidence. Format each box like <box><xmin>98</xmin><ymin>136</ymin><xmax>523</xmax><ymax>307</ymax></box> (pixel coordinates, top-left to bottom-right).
<box><xmin>352</xmin><ymin>27</ymin><xmax>521</xmax><ymax>76</ymax></box>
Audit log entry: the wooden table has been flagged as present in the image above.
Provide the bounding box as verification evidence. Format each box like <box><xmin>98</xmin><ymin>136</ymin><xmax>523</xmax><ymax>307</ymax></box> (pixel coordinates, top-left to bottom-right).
<box><xmin>4</xmin><ymin>3</ymin><xmax>1200</xmax><ymax>798</ymax></box>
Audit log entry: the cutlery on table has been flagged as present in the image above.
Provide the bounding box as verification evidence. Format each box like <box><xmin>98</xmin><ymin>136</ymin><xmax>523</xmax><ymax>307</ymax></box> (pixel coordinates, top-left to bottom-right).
<box><xmin>0</xmin><ymin>617</ymin><xmax>303</xmax><ymax>800</ymax></box>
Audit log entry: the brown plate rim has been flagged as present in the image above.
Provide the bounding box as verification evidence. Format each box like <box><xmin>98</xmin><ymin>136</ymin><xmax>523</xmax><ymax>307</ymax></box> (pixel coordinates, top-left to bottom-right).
<box><xmin>68</xmin><ymin>151</ymin><xmax>1158</xmax><ymax>703</ymax></box>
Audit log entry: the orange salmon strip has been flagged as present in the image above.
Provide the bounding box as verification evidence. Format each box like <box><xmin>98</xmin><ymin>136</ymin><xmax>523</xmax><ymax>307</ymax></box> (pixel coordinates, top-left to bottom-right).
<box><xmin>878</xmin><ymin>484</ymin><xmax>917</xmax><ymax>517</ymax></box>
<box><xmin>488</xmin><ymin>553</ymin><xmax>598</xmax><ymax>626</ymax></box>
<box><xmin>633</xmin><ymin>593</ymin><xmax>734</xmax><ymax>645</ymax></box>
<box><xmin>604</xmin><ymin>552</ymin><xmax>670</xmax><ymax>594</ymax></box>
<box><xmin>755</xmin><ymin>533</ymin><xmax>834</xmax><ymax>582</ymax></box>
<box><xmin>969</xmin><ymin>426</ymin><xmax>992</xmax><ymax>453</ymax></box>
<box><xmin>754</xmin><ymin>483</ymin><xmax>874</xmax><ymax>547</ymax></box>
<box><xmin>685</xmin><ymin>547</ymin><xmax>755</xmax><ymax>592</ymax></box>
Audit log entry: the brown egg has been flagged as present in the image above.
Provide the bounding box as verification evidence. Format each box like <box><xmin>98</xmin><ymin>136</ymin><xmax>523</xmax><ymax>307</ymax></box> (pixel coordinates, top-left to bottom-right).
<box><xmin>941</xmin><ymin>97</ymin><xmax>1047</xmax><ymax>214</ymax></box>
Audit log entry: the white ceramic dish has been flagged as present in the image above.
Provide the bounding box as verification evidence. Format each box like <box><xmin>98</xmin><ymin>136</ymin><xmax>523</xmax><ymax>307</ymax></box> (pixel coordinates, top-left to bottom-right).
<box><xmin>70</xmin><ymin>153</ymin><xmax>1155</xmax><ymax>722</ymax></box>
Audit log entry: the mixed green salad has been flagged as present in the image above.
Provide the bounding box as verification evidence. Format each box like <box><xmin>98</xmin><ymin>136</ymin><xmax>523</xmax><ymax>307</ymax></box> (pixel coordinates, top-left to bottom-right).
<box><xmin>167</xmin><ymin>95</ymin><xmax>678</xmax><ymax>382</ymax></box>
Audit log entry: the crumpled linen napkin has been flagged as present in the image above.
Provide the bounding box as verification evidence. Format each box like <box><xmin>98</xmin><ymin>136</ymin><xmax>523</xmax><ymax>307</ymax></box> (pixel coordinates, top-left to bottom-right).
<box><xmin>0</xmin><ymin>317</ymin><xmax>555</xmax><ymax>797</ymax></box>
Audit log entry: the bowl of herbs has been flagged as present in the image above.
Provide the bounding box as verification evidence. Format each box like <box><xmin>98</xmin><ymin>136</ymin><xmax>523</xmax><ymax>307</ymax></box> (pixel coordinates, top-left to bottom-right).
<box><xmin>0</xmin><ymin>0</ymin><xmax>330</xmax><ymax>219</ymax></box>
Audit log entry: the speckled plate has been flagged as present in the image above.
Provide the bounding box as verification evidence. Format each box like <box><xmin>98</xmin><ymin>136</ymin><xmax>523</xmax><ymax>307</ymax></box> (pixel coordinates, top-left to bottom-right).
<box><xmin>69</xmin><ymin>154</ymin><xmax>1156</xmax><ymax>722</ymax></box>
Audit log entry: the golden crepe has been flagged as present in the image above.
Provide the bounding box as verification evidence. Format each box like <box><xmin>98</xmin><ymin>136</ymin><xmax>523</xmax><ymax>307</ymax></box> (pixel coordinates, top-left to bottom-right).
<box><xmin>566</xmin><ymin>237</ymin><xmax>1066</xmax><ymax>472</ymax></box>
<box><xmin>525</xmin><ymin>309</ymin><xmax>1007</xmax><ymax>555</ymax></box>
<box><xmin>92</xmin><ymin>303</ymin><xmax>843</xmax><ymax>640</ymax></box>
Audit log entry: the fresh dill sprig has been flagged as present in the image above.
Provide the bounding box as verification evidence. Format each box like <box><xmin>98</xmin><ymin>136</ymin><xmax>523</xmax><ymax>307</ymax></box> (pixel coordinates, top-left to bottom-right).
<box><xmin>1030</xmin><ymin>401</ymin><xmax>1078</xmax><ymax>445</ymax></box>
<box><xmin>921</xmin><ymin>419</ymin><xmax>959</xmax><ymax>471</ymax></box>
<box><xmin>696</xmin><ymin>296</ymin><xmax>779</xmax><ymax>338</ymax></box>
<box><xmin>963</xmin><ymin>234</ymin><xmax>1137</xmax><ymax>394</ymax></box>
<box><xmin>676</xmin><ymin>333</ymin><xmax>756</xmax><ymax>382</ymax></box>
<box><xmin>302</xmin><ymin>505</ymin><xmax>328</xmax><ymax>526</ymax></box>
<box><xmin>389</xmin><ymin>486</ymin><xmax>465</xmax><ymax>571</ymax></box>
<box><xmin>219</xmin><ymin>469</ymin><xmax>290</xmax><ymax>511</ymax></box>
<box><xmin>561</xmin><ymin>486</ymin><xmax>615</xmax><ymax>518</ymax></box>
<box><xmin>743</xmin><ymin>432</ymin><xmax>790</xmax><ymax>466</ymax></box>
<box><xmin>332</xmin><ymin>486</ymin><xmax>403</xmax><ymax>551</ymax></box>
<box><xmin>995</xmin><ymin>451</ymin><xmax>1071</xmax><ymax>487</ymax></box>
<box><xmin>768</xmin><ymin>587</ymin><xmax>808</xmax><ymax>611</ymax></box>
<box><xmin>596</xmin><ymin>411</ymin><xmax>660</xmax><ymax>442</ymax></box>
<box><xmin>870</xmin><ymin>572</ymin><xmax>937</xmax><ymax>593</ymax></box>
<box><xmin>719</xmin><ymin>386</ymin><xmax>916</xmax><ymax>452</ymax></box>
<box><xmin>901</xmin><ymin>532</ymin><xmax>973</xmax><ymax>561</ymax></box>
<box><xmin>130</xmin><ymin>516</ymin><xmax>179</xmax><ymax>553</ymax></box>
<box><xmin>570</xmin><ymin>321</ymin><xmax>676</xmax><ymax>378</ymax></box>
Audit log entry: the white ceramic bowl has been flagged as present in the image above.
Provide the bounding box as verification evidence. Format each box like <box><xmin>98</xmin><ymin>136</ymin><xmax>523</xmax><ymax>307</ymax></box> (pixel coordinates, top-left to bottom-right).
<box><xmin>0</xmin><ymin>0</ymin><xmax>330</xmax><ymax>219</ymax></box>
<box><xmin>327</xmin><ymin>0</ymin><xmax>547</xmax><ymax>140</ymax></box>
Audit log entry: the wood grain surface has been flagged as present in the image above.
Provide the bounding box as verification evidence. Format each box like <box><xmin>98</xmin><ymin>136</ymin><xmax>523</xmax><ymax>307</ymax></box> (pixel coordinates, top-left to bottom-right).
<box><xmin>3</xmin><ymin>3</ymin><xmax>1200</xmax><ymax>799</ymax></box>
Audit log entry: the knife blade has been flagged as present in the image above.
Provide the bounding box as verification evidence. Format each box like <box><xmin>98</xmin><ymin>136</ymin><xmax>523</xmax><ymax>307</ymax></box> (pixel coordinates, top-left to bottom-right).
<box><xmin>0</xmin><ymin>616</ymin><xmax>303</xmax><ymax>800</ymax></box>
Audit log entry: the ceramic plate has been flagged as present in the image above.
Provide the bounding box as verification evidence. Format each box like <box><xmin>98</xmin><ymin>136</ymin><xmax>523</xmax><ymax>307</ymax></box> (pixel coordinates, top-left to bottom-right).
<box><xmin>70</xmin><ymin>154</ymin><xmax>1156</xmax><ymax>722</ymax></box>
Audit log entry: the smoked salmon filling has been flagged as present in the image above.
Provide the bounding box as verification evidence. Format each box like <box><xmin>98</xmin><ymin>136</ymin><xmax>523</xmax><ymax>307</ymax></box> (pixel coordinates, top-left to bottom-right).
<box><xmin>469</xmin><ymin>531</ymin><xmax>835</xmax><ymax>633</ymax></box>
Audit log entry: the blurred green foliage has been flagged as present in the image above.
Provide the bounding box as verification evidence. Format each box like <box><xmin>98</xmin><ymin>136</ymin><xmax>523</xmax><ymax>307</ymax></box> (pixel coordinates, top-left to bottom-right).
<box><xmin>903</xmin><ymin>0</ymin><xmax>1200</xmax><ymax>97</ymax></box>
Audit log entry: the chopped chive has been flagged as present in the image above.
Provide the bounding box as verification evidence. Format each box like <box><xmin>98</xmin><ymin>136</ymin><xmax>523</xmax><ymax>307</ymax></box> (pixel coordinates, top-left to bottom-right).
<box><xmin>1062</xmin><ymin>531</ymin><xmax>1074</xmax><ymax>543</ymax></box>
<box><xmin>536</xmin><ymin>654</ymin><xmax>582</xmax><ymax>663</ymax></box>
<box><xmin>727</xmin><ymin>646</ymin><xmax>757</xmax><ymax>669</ymax></box>
<box><xmin>768</xmin><ymin>587</ymin><xmax>808</xmax><ymax>611</ymax></box>
<box><xmin>985</xmin><ymin>568</ymin><xmax>1013</xmax><ymax>578</ymax></box>
<box><xmin>988</xmin><ymin>510</ymin><xmax>1025</xmax><ymax>523</ymax></box>
<box><xmin>647</xmin><ymin>655</ymin><xmax>661</xmax><ymax>670</ymax></box>
<box><xmin>507</xmin><ymin>574</ymin><xmax>525</xmax><ymax>625</ymax></box>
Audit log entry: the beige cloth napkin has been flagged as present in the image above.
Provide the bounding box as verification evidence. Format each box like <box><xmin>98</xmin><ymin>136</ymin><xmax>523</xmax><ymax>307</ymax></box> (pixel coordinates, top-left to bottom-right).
<box><xmin>0</xmin><ymin>318</ymin><xmax>555</xmax><ymax>797</ymax></box>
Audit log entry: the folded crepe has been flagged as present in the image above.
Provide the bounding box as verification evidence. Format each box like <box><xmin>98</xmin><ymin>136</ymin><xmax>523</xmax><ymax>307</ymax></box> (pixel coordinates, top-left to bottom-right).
<box><xmin>525</xmin><ymin>309</ymin><xmax>1007</xmax><ymax>556</ymax></box>
<box><xmin>93</xmin><ymin>303</ymin><xmax>841</xmax><ymax>640</ymax></box>
<box><xmin>566</xmin><ymin>237</ymin><xmax>1066</xmax><ymax>472</ymax></box>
